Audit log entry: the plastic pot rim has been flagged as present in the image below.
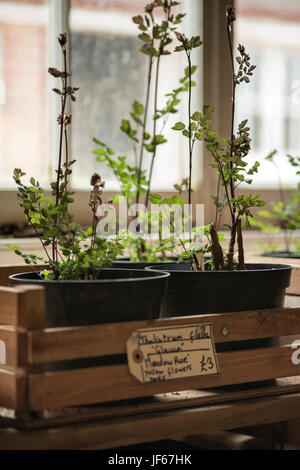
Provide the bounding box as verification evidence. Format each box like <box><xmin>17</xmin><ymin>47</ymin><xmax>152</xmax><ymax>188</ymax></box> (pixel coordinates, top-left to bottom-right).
<box><xmin>145</xmin><ymin>262</ymin><xmax>293</xmax><ymax>274</ymax></box>
<box><xmin>9</xmin><ymin>267</ymin><xmax>170</xmax><ymax>285</ymax></box>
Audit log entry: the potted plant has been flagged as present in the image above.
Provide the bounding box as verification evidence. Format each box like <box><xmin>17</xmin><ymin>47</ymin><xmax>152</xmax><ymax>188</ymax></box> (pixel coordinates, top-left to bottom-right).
<box><xmin>146</xmin><ymin>5</ymin><xmax>292</xmax><ymax>343</ymax></box>
<box><xmin>252</xmin><ymin>150</ymin><xmax>300</xmax><ymax>258</ymax></box>
<box><xmin>93</xmin><ymin>0</ymin><xmax>192</xmax><ymax>269</ymax></box>
<box><xmin>8</xmin><ymin>33</ymin><xmax>169</xmax><ymax>329</ymax></box>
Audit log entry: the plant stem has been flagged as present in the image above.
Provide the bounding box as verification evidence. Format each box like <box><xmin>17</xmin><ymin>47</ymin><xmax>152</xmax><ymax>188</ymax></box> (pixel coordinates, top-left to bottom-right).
<box><xmin>56</xmin><ymin>50</ymin><xmax>67</xmax><ymax>206</ymax></box>
<box><xmin>237</xmin><ymin>218</ymin><xmax>245</xmax><ymax>269</ymax></box>
<box><xmin>187</xmin><ymin>52</ymin><xmax>192</xmax><ymax>209</ymax></box>
<box><xmin>25</xmin><ymin>210</ymin><xmax>54</xmax><ymax>268</ymax></box>
<box><xmin>226</xmin><ymin>14</ymin><xmax>245</xmax><ymax>270</ymax></box>
<box><xmin>145</xmin><ymin>5</ymin><xmax>171</xmax><ymax>207</ymax></box>
<box><xmin>145</xmin><ymin>53</ymin><xmax>161</xmax><ymax>207</ymax></box>
<box><xmin>91</xmin><ymin>205</ymin><xmax>96</xmax><ymax>253</ymax></box>
<box><xmin>212</xmin><ymin>144</ymin><xmax>234</xmax><ymax>221</ymax></box>
<box><xmin>168</xmin><ymin>214</ymin><xmax>200</xmax><ymax>271</ymax></box>
<box><xmin>227</xmin><ymin>220</ymin><xmax>237</xmax><ymax>270</ymax></box>
<box><xmin>136</xmin><ymin>55</ymin><xmax>153</xmax><ymax>205</ymax></box>
<box><xmin>226</xmin><ymin>17</ymin><xmax>236</xmax><ymax>212</ymax></box>
<box><xmin>183</xmin><ymin>47</ymin><xmax>193</xmax><ymax>243</ymax></box>
<box><xmin>214</xmin><ymin>175</ymin><xmax>221</xmax><ymax>228</ymax></box>
<box><xmin>53</xmin><ymin>48</ymin><xmax>67</xmax><ymax>262</ymax></box>
<box><xmin>64</xmin><ymin>125</ymin><xmax>69</xmax><ymax>191</ymax></box>
<box><xmin>210</xmin><ymin>223</ymin><xmax>225</xmax><ymax>270</ymax></box>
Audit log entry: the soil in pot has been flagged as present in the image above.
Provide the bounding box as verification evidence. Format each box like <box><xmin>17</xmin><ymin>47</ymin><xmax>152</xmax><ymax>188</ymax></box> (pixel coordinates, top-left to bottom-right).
<box><xmin>146</xmin><ymin>263</ymin><xmax>292</xmax><ymax>355</ymax></box>
<box><xmin>10</xmin><ymin>268</ymin><xmax>170</xmax><ymax>371</ymax></box>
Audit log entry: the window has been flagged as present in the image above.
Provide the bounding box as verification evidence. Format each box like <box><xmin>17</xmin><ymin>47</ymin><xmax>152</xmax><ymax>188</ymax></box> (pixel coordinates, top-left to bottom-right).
<box><xmin>0</xmin><ymin>0</ymin><xmax>48</xmax><ymax>188</ymax></box>
<box><xmin>69</xmin><ymin>0</ymin><xmax>203</xmax><ymax>191</ymax></box>
<box><xmin>0</xmin><ymin>0</ymin><xmax>203</xmax><ymax>196</ymax></box>
<box><xmin>235</xmin><ymin>0</ymin><xmax>300</xmax><ymax>188</ymax></box>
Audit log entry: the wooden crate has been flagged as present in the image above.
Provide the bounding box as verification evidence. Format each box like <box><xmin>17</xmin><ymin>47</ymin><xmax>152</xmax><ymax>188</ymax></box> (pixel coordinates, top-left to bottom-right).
<box><xmin>1</xmin><ymin>265</ymin><xmax>300</xmax><ymax>419</ymax></box>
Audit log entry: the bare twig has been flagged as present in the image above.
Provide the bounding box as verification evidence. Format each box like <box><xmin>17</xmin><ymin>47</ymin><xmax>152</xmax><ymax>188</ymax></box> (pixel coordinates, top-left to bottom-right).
<box><xmin>237</xmin><ymin>218</ymin><xmax>245</xmax><ymax>269</ymax></box>
<box><xmin>210</xmin><ymin>223</ymin><xmax>225</xmax><ymax>270</ymax></box>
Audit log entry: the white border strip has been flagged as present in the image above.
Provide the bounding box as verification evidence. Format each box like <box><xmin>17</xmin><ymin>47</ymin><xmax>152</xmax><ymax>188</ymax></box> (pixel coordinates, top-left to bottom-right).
<box><xmin>0</xmin><ymin>2</ymin><xmax>47</xmax><ymax>26</ymax></box>
<box><xmin>70</xmin><ymin>8</ymin><xmax>136</xmax><ymax>36</ymax></box>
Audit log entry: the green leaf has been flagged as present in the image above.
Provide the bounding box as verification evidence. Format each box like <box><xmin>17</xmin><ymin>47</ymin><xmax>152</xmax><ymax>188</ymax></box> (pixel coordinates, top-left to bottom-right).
<box><xmin>149</xmin><ymin>194</ymin><xmax>162</xmax><ymax>205</ymax></box>
<box><xmin>133</xmin><ymin>100</ymin><xmax>144</xmax><ymax>115</ymax></box>
<box><xmin>258</xmin><ymin>210</ymin><xmax>275</xmax><ymax>219</ymax></box>
<box><xmin>145</xmin><ymin>144</ymin><xmax>155</xmax><ymax>152</ymax></box>
<box><xmin>192</xmin><ymin>111</ymin><xmax>201</xmax><ymax>121</ymax></box>
<box><xmin>172</xmin><ymin>122</ymin><xmax>185</xmax><ymax>131</ymax></box>
<box><xmin>132</xmin><ymin>15</ymin><xmax>143</xmax><ymax>25</ymax></box>
<box><xmin>138</xmin><ymin>33</ymin><xmax>152</xmax><ymax>43</ymax></box>
<box><xmin>170</xmin><ymin>195</ymin><xmax>185</xmax><ymax>206</ymax></box>
<box><xmin>93</xmin><ymin>148</ymin><xmax>106</xmax><ymax>156</ymax></box>
<box><xmin>203</xmin><ymin>104</ymin><xmax>214</xmax><ymax>115</ymax></box>
<box><xmin>265</xmin><ymin>150</ymin><xmax>277</xmax><ymax>161</ymax></box>
<box><xmin>154</xmin><ymin>135</ymin><xmax>167</xmax><ymax>145</ymax></box>
<box><xmin>120</xmin><ymin>119</ymin><xmax>130</xmax><ymax>133</ymax></box>
<box><xmin>93</xmin><ymin>137</ymin><xmax>105</xmax><ymax>146</ymax></box>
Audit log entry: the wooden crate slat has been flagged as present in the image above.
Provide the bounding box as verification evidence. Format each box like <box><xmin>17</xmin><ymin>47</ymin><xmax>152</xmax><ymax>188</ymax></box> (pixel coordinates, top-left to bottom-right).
<box><xmin>9</xmin><ymin>379</ymin><xmax>300</xmax><ymax>431</ymax></box>
<box><xmin>28</xmin><ymin>307</ymin><xmax>300</xmax><ymax>363</ymax></box>
<box><xmin>288</xmin><ymin>267</ymin><xmax>300</xmax><ymax>295</ymax></box>
<box><xmin>0</xmin><ymin>287</ymin><xmax>20</xmax><ymax>326</ymax></box>
<box><xmin>0</xmin><ymin>327</ymin><xmax>28</xmax><ymax>367</ymax></box>
<box><xmin>16</xmin><ymin>286</ymin><xmax>45</xmax><ymax>330</ymax></box>
<box><xmin>0</xmin><ymin>328</ymin><xmax>28</xmax><ymax>367</ymax></box>
<box><xmin>28</xmin><ymin>344</ymin><xmax>300</xmax><ymax>410</ymax></box>
<box><xmin>0</xmin><ymin>265</ymin><xmax>47</xmax><ymax>288</ymax></box>
<box><xmin>0</xmin><ymin>285</ymin><xmax>45</xmax><ymax>329</ymax></box>
<box><xmin>0</xmin><ymin>366</ymin><xmax>27</xmax><ymax>410</ymax></box>
<box><xmin>43</xmin><ymin>392</ymin><xmax>300</xmax><ymax>450</ymax></box>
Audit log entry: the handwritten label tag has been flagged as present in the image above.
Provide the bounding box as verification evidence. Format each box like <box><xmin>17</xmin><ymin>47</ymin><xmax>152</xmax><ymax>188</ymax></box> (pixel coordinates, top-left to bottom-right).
<box><xmin>127</xmin><ymin>323</ymin><xmax>219</xmax><ymax>383</ymax></box>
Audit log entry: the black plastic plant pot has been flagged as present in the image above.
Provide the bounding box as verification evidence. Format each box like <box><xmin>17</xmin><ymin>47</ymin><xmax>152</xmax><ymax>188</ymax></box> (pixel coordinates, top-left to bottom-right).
<box><xmin>262</xmin><ymin>251</ymin><xmax>300</xmax><ymax>259</ymax></box>
<box><xmin>9</xmin><ymin>268</ymin><xmax>170</xmax><ymax>327</ymax></box>
<box><xmin>146</xmin><ymin>263</ymin><xmax>292</xmax><ymax>317</ymax></box>
<box><xmin>10</xmin><ymin>268</ymin><xmax>170</xmax><ymax>371</ymax></box>
<box><xmin>146</xmin><ymin>263</ymin><xmax>293</xmax><ymax>355</ymax></box>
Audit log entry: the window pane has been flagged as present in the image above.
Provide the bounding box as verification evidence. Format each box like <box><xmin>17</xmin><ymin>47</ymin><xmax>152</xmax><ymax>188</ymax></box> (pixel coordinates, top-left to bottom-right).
<box><xmin>70</xmin><ymin>0</ymin><xmax>202</xmax><ymax>191</ymax></box>
<box><xmin>70</xmin><ymin>27</ymin><xmax>148</xmax><ymax>189</ymax></box>
<box><xmin>235</xmin><ymin>0</ymin><xmax>300</xmax><ymax>187</ymax></box>
<box><xmin>0</xmin><ymin>0</ymin><xmax>48</xmax><ymax>188</ymax></box>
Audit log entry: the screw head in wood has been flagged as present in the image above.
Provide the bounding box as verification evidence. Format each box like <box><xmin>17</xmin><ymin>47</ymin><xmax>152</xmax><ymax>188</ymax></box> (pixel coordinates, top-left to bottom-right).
<box><xmin>222</xmin><ymin>325</ymin><xmax>230</xmax><ymax>336</ymax></box>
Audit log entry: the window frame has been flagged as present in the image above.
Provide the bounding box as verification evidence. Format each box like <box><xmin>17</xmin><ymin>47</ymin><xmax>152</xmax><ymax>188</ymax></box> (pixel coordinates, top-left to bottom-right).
<box><xmin>0</xmin><ymin>0</ymin><xmax>203</xmax><ymax>225</ymax></box>
<box><xmin>0</xmin><ymin>0</ymin><xmax>294</xmax><ymax>227</ymax></box>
